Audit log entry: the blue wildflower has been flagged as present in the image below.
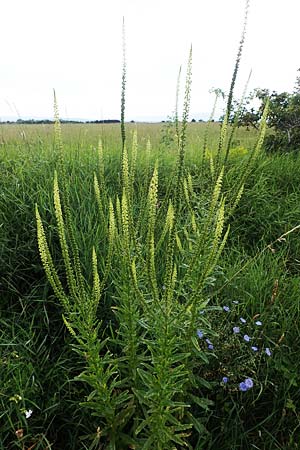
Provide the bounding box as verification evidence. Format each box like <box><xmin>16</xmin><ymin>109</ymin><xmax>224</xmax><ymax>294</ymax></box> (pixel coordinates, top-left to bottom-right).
<box><xmin>243</xmin><ymin>334</ymin><xmax>251</xmax><ymax>342</ymax></box>
<box><xmin>205</xmin><ymin>338</ymin><xmax>212</xmax><ymax>345</ymax></box>
<box><xmin>223</xmin><ymin>306</ymin><xmax>230</xmax><ymax>312</ymax></box>
<box><xmin>251</xmin><ymin>346</ymin><xmax>258</xmax><ymax>352</ymax></box>
<box><xmin>239</xmin><ymin>382</ymin><xmax>248</xmax><ymax>392</ymax></box>
<box><xmin>240</xmin><ymin>317</ymin><xmax>247</xmax><ymax>324</ymax></box>
<box><xmin>255</xmin><ymin>321</ymin><xmax>262</xmax><ymax>326</ymax></box>
<box><xmin>208</xmin><ymin>344</ymin><xmax>214</xmax><ymax>350</ymax></box>
<box><xmin>233</xmin><ymin>326</ymin><xmax>240</xmax><ymax>334</ymax></box>
<box><xmin>222</xmin><ymin>377</ymin><xmax>228</xmax><ymax>383</ymax></box>
<box><xmin>232</xmin><ymin>300</ymin><xmax>239</xmax><ymax>304</ymax></box>
<box><xmin>245</xmin><ymin>378</ymin><xmax>253</xmax><ymax>389</ymax></box>
<box><xmin>196</xmin><ymin>330</ymin><xmax>203</xmax><ymax>339</ymax></box>
<box><xmin>265</xmin><ymin>347</ymin><xmax>272</xmax><ymax>356</ymax></box>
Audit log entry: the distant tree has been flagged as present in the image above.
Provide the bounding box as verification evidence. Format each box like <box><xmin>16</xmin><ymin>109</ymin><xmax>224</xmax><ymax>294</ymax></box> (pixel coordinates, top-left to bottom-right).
<box><xmin>222</xmin><ymin>89</ymin><xmax>262</xmax><ymax>130</ymax></box>
<box><xmin>257</xmin><ymin>84</ymin><xmax>300</xmax><ymax>152</ymax></box>
<box><xmin>227</xmin><ymin>70</ymin><xmax>300</xmax><ymax>153</ymax></box>
<box><xmin>294</xmin><ymin>68</ymin><xmax>300</xmax><ymax>94</ymax></box>
<box><xmin>160</xmin><ymin>115</ymin><xmax>175</xmax><ymax>148</ymax></box>
<box><xmin>191</xmin><ymin>118</ymin><xmax>196</xmax><ymax>123</ymax></box>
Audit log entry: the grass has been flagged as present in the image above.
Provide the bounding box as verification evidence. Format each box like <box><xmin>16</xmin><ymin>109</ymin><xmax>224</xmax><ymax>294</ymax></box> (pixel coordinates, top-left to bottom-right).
<box><xmin>0</xmin><ymin>121</ymin><xmax>300</xmax><ymax>449</ymax></box>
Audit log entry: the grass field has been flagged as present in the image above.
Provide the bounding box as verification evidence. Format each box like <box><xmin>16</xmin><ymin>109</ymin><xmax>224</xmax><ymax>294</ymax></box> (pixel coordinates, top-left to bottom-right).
<box><xmin>1</xmin><ymin>121</ymin><xmax>300</xmax><ymax>449</ymax></box>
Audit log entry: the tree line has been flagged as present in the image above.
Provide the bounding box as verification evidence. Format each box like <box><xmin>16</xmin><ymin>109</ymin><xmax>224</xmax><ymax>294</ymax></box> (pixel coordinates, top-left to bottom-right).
<box><xmin>1</xmin><ymin>119</ymin><xmax>121</xmax><ymax>125</ymax></box>
<box><xmin>229</xmin><ymin>69</ymin><xmax>300</xmax><ymax>153</ymax></box>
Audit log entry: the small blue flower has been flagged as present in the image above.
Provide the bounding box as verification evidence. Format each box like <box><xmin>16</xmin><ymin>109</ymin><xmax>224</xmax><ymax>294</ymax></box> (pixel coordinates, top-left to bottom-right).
<box><xmin>223</xmin><ymin>306</ymin><xmax>230</xmax><ymax>312</ymax></box>
<box><xmin>245</xmin><ymin>378</ymin><xmax>253</xmax><ymax>389</ymax></box>
<box><xmin>255</xmin><ymin>321</ymin><xmax>262</xmax><ymax>326</ymax></box>
<box><xmin>265</xmin><ymin>347</ymin><xmax>272</xmax><ymax>357</ymax></box>
<box><xmin>222</xmin><ymin>376</ymin><xmax>228</xmax><ymax>383</ymax></box>
<box><xmin>205</xmin><ymin>338</ymin><xmax>212</xmax><ymax>345</ymax></box>
<box><xmin>243</xmin><ymin>334</ymin><xmax>251</xmax><ymax>342</ymax></box>
<box><xmin>232</xmin><ymin>300</ymin><xmax>239</xmax><ymax>304</ymax></box>
<box><xmin>196</xmin><ymin>330</ymin><xmax>204</xmax><ymax>339</ymax></box>
<box><xmin>208</xmin><ymin>344</ymin><xmax>214</xmax><ymax>350</ymax></box>
<box><xmin>251</xmin><ymin>346</ymin><xmax>258</xmax><ymax>352</ymax></box>
<box><xmin>233</xmin><ymin>326</ymin><xmax>240</xmax><ymax>334</ymax></box>
<box><xmin>239</xmin><ymin>382</ymin><xmax>248</xmax><ymax>392</ymax></box>
<box><xmin>240</xmin><ymin>317</ymin><xmax>247</xmax><ymax>324</ymax></box>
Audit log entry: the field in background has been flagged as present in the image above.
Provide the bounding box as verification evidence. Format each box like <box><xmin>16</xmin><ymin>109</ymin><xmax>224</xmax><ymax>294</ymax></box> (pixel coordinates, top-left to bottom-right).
<box><xmin>0</xmin><ymin>121</ymin><xmax>258</xmax><ymax>151</ymax></box>
<box><xmin>1</xmin><ymin>122</ymin><xmax>299</xmax><ymax>449</ymax></box>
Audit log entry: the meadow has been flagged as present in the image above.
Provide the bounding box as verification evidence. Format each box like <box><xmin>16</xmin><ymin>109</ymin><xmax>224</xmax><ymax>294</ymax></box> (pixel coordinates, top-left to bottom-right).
<box><xmin>0</xmin><ymin>116</ymin><xmax>300</xmax><ymax>450</ymax></box>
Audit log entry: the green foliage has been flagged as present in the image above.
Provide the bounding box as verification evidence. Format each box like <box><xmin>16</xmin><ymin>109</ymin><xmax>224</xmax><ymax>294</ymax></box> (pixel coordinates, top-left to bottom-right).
<box><xmin>262</xmin><ymin>87</ymin><xmax>300</xmax><ymax>153</ymax></box>
<box><xmin>1</xmin><ymin>6</ymin><xmax>300</xmax><ymax>448</ymax></box>
<box><xmin>160</xmin><ymin>117</ymin><xmax>176</xmax><ymax>149</ymax></box>
<box><xmin>229</xmin><ymin>69</ymin><xmax>300</xmax><ymax>153</ymax></box>
<box><xmin>31</xmin><ymin>48</ymin><xmax>270</xmax><ymax>447</ymax></box>
<box><xmin>1</xmin><ymin>117</ymin><xmax>300</xmax><ymax>449</ymax></box>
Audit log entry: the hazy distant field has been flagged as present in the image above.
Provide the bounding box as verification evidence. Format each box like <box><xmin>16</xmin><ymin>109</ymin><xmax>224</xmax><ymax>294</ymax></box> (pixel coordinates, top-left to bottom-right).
<box><xmin>0</xmin><ymin>121</ymin><xmax>258</xmax><ymax>152</ymax></box>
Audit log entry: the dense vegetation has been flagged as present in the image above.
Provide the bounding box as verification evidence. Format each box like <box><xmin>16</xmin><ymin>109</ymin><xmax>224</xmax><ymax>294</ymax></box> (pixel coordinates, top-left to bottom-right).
<box><xmin>229</xmin><ymin>69</ymin><xmax>300</xmax><ymax>153</ymax></box>
<box><xmin>1</xmin><ymin>118</ymin><xmax>300</xmax><ymax>449</ymax></box>
<box><xmin>1</xmin><ymin>4</ymin><xmax>300</xmax><ymax>446</ymax></box>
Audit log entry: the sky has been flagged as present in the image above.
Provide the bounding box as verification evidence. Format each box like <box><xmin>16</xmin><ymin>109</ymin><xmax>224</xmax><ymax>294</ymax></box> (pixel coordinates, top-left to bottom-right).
<box><xmin>0</xmin><ymin>0</ymin><xmax>299</xmax><ymax>122</ymax></box>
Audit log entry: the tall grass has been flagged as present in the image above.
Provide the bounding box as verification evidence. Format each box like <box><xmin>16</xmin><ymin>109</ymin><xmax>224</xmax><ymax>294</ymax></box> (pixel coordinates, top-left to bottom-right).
<box><xmin>33</xmin><ymin>15</ymin><xmax>272</xmax><ymax>449</ymax></box>
<box><xmin>35</xmin><ymin>47</ymin><xmax>242</xmax><ymax>448</ymax></box>
<box><xmin>1</xmin><ymin>123</ymin><xmax>300</xmax><ymax>450</ymax></box>
<box><xmin>1</xmin><ymin>2</ymin><xmax>300</xmax><ymax>448</ymax></box>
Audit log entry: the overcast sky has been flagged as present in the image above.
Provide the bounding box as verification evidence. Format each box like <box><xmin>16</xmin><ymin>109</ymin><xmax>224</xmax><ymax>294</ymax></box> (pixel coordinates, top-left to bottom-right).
<box><xmin>0</xmin><ymin>0</ymin><xmax>299</xmax><ymax>121</ymax></box>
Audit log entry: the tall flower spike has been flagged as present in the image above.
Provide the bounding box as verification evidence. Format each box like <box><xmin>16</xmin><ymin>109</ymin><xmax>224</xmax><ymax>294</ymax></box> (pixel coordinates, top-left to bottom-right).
<box><xmin>92</xmin><ymin>247</ymin><xmax>101</xmax><ymax>309</ymax></box>
<box><xmin>121</xmin><ymin>17</ymin><xmax>126</xmax><ymax>153</ymax></box>
<box><xmin>35</xmin><ymin>205</ymin><xmax>68</xmax><ymax>310</ymax></box>
<box><xmin>100</xmin><ymin>199</ymin><xmax>116</xmax><ymax>292</ymax></box>
<box><xmin>53</xmin><ymin>171</ymin><xmax>77</xmax><ymax>299</ymax></box>
<box><xmin>173</xmin><ymin>46</ymin><xmax>192</xmax><ymax>217</ymax></box>
<box><xmin>174</xmin><ymin>65</ymin><xmax>182</xmax><ymax>146</ymax></box>
<box><xmin>147</xmin><ymin>165</ymin><xmax>159</xmax><ymax>303</ymax></box>
<box><xmin>217</xmin><ymin>0</ymin><xmax>250</xmax><ymax>170</ymax></box>
<box><xmin>97</xmin><ymin>138</ymin><xmax>105</xmax><ymax>193</ymax></box>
